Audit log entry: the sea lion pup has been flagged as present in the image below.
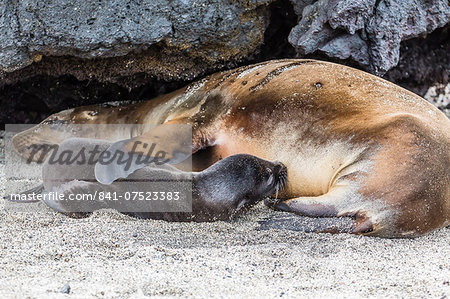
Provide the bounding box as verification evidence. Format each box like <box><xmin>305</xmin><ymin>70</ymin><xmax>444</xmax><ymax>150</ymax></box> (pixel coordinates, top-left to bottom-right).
<box><xmin>15</xmin><ymin>138</ymin><xmax>288</xmax><ymax>222</ymax></box>
<box><xmin>11</xmin><ymin>59</ymin><xmax>450</xmax><ymax>237</ymax></box>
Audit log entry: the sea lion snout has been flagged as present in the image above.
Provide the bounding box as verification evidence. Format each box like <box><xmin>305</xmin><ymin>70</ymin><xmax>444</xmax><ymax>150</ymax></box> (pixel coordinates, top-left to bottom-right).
<box><xmin>272</xmin><ymin>161</ymin><xmax>288</xmax><ymax>190</ymax></box>
<box><xmin>257</xmin><ymin>160</ymin><xmax>287</xmax><ymax>200</ymax></box>
<box><xmin>213</xmin><ymin>154</ymin><xmax>288</xmax><ymax>200</ymax></box>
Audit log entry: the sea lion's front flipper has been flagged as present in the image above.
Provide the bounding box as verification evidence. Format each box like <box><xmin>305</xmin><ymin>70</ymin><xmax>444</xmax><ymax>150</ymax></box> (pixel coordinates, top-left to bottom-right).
<box><xmin>94</xmin><ymin>120</ymin><xmax>205</xmax><ymax>184</ymax></box>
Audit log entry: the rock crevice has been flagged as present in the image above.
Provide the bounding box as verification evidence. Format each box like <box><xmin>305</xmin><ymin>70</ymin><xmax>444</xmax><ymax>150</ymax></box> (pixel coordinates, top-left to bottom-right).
<box><xmin>288</xmin><ymin>0</ymin><xmax>449</xmax><ymax>74</ymax></box>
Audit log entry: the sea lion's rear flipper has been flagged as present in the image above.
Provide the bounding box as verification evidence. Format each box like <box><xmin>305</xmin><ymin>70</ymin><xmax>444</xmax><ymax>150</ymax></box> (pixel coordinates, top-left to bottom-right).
<box><xmin>42</xmin><ymin>180</ymin><xmax>107</xmax><ymax>218</ymax></box>
<box><xmin>4</xmin><ymin>184</ymin><xmax>44</xmax><ymax>202</ymax></box>
<box><xmin>95</xmin><ymin>120</ymin><xmax>205</xmax><ymax>184</ymax></box>
<box><xmin>257</xmin><ymin>213</ymin><xmax>354</xmax><ymax>234</ymax></box>
<box><xmin>264</xmin><ymin>185</ymin><xmax>375</xmax><ymax>236</ymax></box>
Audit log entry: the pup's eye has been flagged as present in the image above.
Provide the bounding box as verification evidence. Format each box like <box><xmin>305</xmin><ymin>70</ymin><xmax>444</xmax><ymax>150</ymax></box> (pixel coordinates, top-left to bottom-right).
<box><xmin>266</xmin><ymin>167</ymin><xmax>272</xmax><ymax>174</ymax></box>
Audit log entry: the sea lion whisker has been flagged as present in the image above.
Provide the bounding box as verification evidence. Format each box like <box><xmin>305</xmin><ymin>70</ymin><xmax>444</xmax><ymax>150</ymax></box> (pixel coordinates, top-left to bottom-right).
<box><xmin>275</xmin><ymin>185</ymin><xmax>279</xmax><ymax>202</ymax></box>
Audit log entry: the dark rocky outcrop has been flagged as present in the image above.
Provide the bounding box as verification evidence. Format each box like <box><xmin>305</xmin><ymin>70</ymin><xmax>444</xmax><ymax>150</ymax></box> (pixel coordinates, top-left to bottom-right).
<box><xmin>0</xmin><ymin>0</ymin><xmax>274</xmax><ymax>86</ymax></box>
<box><xmin>288</xmin><ymin>0</ymin><xmax>449</xmax><ymax>75</ymax></box>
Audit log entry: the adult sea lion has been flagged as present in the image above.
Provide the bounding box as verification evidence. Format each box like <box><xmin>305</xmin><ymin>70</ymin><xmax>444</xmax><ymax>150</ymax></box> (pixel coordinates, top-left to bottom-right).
<box><xmin>11</xmin><ymin>138</ymin><xmax>287</xmax><ymax>222</ymax></box>
<box><xmin>11</xmin><ymin>59</ymin><xmax>450</xmax><ymax>237</ymax></box>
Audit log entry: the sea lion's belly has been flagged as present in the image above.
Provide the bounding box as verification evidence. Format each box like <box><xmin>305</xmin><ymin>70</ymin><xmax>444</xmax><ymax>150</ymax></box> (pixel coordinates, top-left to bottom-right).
<box><xmin>214</xmin><ymin>129</ymin><xmax>367</xmax><ymax>198</ymax></box>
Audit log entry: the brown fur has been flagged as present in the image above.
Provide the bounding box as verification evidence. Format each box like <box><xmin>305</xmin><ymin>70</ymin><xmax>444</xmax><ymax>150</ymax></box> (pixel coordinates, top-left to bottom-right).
<box><xmin>12</xmin><ymin>59</ymin><xmax>450</xmax><ymax>238</ymax></box>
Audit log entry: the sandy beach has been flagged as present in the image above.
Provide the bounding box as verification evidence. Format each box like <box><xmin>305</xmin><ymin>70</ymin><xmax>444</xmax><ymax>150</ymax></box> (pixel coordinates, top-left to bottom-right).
<box><xmin>1</xmin><ymin>134</ymin><xmax>449</xmax><ymax>298</ymax></box>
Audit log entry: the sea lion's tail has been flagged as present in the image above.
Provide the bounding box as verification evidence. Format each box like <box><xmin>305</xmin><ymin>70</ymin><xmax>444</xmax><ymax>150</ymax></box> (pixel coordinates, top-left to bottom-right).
<box><xmin>4</xmin><ymin>184</ymin><xmax>44</xmax><ymax>202</ymax></box>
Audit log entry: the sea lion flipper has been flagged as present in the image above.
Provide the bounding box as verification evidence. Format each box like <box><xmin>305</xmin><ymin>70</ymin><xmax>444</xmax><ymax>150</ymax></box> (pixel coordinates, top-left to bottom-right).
<box><xmin>266</xmin><ymin>197</ymin><xmax>340</xmax><ymax>217</ymax></box>
<box><xmin>265</xmin><ymin>185</ymin><xmax>378</xmax><ymax>235</ymax></box>
<box><xmin>4</xmin><ymin>184</ymin><xmax>45</xmax><ymax>202</ymax></box>
<box><xmin>43</xmin><ymin>180</ymin><xmax>106</xmax><ymax>218</ymax></box>
<box><xmin>94</xmin><ymin>122</ymin><xmax>197</xmax><ymax>184</ymax></box>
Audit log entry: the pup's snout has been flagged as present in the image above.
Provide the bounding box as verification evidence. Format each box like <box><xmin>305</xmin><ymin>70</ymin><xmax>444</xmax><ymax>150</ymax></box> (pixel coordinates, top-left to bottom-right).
<box><xmin>273</xmin><ymin>161</ymin><xmax>287</xmax><ymax>177</ymax></box>
<box><xmin>273</xmin><ymin>161</ymin><xmax>288</xmax><ymax>190</ymax></box>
